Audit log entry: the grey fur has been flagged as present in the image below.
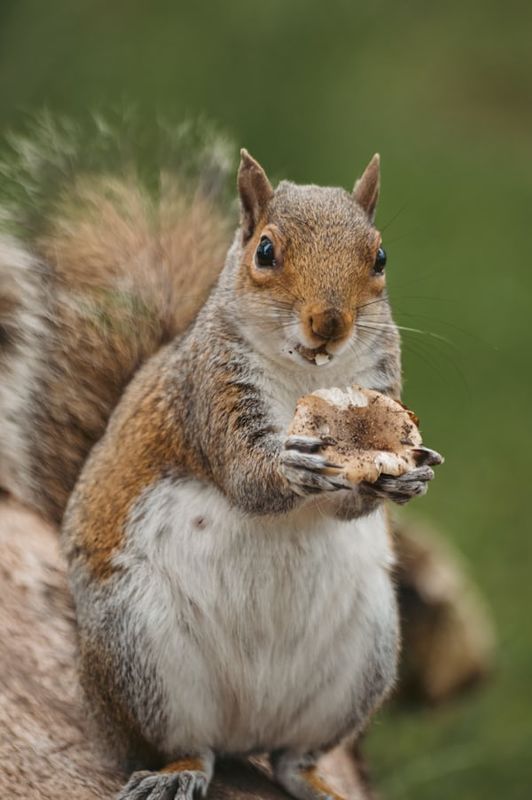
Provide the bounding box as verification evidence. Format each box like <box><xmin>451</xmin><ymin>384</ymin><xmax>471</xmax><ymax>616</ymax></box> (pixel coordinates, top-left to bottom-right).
<box><xmin>62</xmin><ymin>174</ymin><xmax>406</xmax><ymax>797</ymax></box>
<box><xmin>0</xmin><ymin>126</ymin><xmax>418</xmax><ymax>800</ymax></box>
<box><xmin>117</xmin><ymin>770</ymin><xmax>209</xmax><ymax>800</ymax></box>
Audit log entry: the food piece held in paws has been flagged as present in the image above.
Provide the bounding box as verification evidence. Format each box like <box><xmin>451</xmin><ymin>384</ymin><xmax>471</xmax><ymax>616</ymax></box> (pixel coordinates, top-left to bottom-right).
<box><xmin>287</xmin><ymin>385</ymin><xmax>443</xmax><ymax>485</ymax></box>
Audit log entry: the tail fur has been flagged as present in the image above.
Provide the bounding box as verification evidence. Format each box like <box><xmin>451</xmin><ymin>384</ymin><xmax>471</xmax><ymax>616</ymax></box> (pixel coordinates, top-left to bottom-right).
<box><xmin>0</xmin><ymin>113</ymin><xmax>234</xmax><ymax>522</ymax></box>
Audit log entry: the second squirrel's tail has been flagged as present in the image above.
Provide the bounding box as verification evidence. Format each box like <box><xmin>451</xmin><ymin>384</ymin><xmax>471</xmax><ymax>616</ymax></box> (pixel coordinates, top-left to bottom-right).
<box><xmin>0</xmin><ymin>113</ymin><xmax>234</xmax><ymax>523</ymax></box>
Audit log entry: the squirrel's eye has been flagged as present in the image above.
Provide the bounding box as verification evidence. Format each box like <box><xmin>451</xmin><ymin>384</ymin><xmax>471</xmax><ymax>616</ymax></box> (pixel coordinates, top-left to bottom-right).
<box><xmin>374</xmin><ymin>247</ymin><xmax>387</xmax><ymax>274</ymax></box>
<box><xmin>256</xmin><ymin>236</ymin><xmax>276</xmax><ymax>268</ymax></box>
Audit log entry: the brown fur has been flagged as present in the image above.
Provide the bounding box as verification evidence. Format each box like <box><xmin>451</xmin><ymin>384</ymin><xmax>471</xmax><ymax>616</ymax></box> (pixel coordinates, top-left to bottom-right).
<box><xmin>302</xmin><ymin>767</ymin><xmax>347</xmax><ymax>800</ymax></box>
<box><xmin>0</xmin><ymin>498</ymin><xmax>125</xmax><ymax>799</ymax></box>
<box><xmin>1</xmin><ymin>175</ymin><xmax>232</xmax><ymax>524</ymax></box>
<box><xmin>61</xmin><ymin>364</ymin><xmax>177</xmax><ymax>579</ymax></box>
<box><xmin>63</xmin><ymin>155</ymin><xmax>397</xmax><ymax>582</ymax></box>
<box><xmin>161</xmin><ymin>758</ymin><xmax>205</xmax><ymax>774</ymax></box>
<box><xmin>63</xmin><ymin>346</ymin><xmax>212</xmax><ymax>579</ymax></box>
<box><xmin>0</xmin><ymin>290</ymin><xmax>19</xmax><ymax>347</ymax></box>
<box><xmin>236</xmin><ymin>196</ymin><xmax>384</xmax><ymax>353</ymax></box>
<box><xmin>40</xmin><ymin>176</ymin><xmax>227</xmax><ymax>325</ymax></box>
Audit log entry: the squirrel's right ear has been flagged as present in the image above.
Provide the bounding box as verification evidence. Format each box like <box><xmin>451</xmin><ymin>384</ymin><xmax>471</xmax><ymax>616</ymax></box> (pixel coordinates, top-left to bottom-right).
<box><xmin>238</xmin><ymin>149</ymin><xmax>274</xmax><ymax>241</ymax></box>
<box><xmin>353</xmin><ymin>154</ymin><xmax>380</xmax><ymax>223</ymax></box>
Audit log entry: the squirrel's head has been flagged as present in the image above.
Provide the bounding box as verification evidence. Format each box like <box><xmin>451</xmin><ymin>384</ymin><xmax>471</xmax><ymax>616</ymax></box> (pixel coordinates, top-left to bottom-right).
<box><xmin>231</xmin><ymin>149</ymin><xmax>393</xmax><ymax>370</ymax></box>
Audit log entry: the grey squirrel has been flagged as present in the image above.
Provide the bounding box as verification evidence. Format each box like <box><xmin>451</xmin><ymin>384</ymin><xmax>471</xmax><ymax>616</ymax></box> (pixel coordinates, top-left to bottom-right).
<box><xmin>0</xmin><ymin>118</ymin><xmax>441</xmax><ymax>800</ymax></box>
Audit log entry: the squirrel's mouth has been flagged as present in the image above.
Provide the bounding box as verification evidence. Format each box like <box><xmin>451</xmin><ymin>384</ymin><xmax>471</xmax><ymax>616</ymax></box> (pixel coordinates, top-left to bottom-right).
<box><xmin>294</xmin><ymin>343</ymin><xmax>332</xmax><ymax>366</ymax></box>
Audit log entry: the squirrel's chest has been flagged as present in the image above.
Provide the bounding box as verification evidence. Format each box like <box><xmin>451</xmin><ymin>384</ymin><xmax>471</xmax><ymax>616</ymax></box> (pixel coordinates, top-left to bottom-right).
<box><xmin>121</xmin><ymin>478</ymin><xmax>398</xmax><ymax>752</ymax></box>
<box><xmin>125</xmin><ymin>477</ymin><xmax>394</xmax><ymax>612</ymax></box>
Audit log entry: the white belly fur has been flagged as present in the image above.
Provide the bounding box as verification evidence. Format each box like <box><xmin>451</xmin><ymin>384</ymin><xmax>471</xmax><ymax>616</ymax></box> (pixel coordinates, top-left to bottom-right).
<box><xmin>116</xmin><ymin>478</ymin><xmax>399</xmax><ymax>756</ymax></box>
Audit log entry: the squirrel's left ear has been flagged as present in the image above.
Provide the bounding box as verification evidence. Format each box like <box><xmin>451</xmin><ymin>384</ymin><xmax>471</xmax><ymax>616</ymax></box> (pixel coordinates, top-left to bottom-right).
<box><xmin>238</xmin><ymin>149</ymin><xmax>274</xmax><ymax>242</ymax></box>
<box><xmin>353</xmin><ymin>154</ymin><xmax>380</xmax><ymax>222</ymax></box>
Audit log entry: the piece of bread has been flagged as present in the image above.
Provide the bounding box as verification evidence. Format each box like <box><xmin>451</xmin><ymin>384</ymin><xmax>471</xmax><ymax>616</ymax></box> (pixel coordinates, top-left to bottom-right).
<box><xmin>288</xmin><ymin>385</ymin><xmax>438</xmax><ymax>484</ymax></box>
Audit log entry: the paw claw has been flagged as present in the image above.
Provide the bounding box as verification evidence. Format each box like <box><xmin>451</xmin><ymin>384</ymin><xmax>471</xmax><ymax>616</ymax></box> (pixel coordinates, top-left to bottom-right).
<box><xmin>280</xmin><ymin>436</ymin><xmax>349</xmax><ymax>496</ymax></box>
<box><xmin>284</xmin><ymin>435</ymin><xmax>325</xmax><ymax>453</ymax></box>
<box><xmin>363</xmin><ymin>463</ymin><xmax>435</xmax><ymax>505</ymax></box>
<box><xmin>413</xmin><ymin>446</ymin><xmax>444</xmax><ymax>466</ymax></box>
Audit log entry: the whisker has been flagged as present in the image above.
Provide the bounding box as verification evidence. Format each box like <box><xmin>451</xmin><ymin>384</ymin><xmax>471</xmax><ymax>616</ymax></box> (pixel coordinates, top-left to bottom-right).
<box><xmin>354</xmin><ymin>316</ymin><xmax>470</xmax><ymax>395</ymax></box>
<box><xmin>402</xmin><ymin>336</ymin><xmax>471</xmax><ymax>398</ymax></box>
<box><xmin>400</xmin><ymin>339</ymin><xmax>446</xmax><ymax>383</ymax></box>
<box><xmin>356</xmin><ymin>318</ymin><xmax>454</xmax><ymax>347</ymax></box>
<box><xmin>357</xmin><ymin>297</ymin><xmax>391</xmax><ymax>312</ymax></box>
<box><xmin>394</xmin><ymin>309</ymin><xmax>496</xmax><ymax>350</ymax></box>
<box><xmin>380</xmin><ymin>201</ymin><xmax>409</xmax><ymax>233</ymax></box>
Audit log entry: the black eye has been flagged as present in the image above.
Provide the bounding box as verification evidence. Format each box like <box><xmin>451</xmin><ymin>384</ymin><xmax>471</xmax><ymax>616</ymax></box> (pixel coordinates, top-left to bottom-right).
<box><xmin>256</xmin><ymin>236</ymin><xmax>276</xmax><ymax>268</ymax></box>
<box><xmin>374</xmin><ymin>247</ymin><xmax>387</xmax><ymax>274</ymax></box>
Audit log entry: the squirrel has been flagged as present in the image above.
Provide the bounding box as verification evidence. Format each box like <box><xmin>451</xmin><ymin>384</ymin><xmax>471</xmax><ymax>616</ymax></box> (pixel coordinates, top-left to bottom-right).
<box><xmin>0</xmin><ymin>117</ymin><xmax>440</xmax><ymax>800</ymax></box>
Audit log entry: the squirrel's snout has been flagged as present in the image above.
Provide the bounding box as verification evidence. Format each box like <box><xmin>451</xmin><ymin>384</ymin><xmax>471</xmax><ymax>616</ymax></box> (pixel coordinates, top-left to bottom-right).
<box><xmin>304</xmin><ymin>306</ymin><xmax>353</xmax><ymax>343</ymax></box>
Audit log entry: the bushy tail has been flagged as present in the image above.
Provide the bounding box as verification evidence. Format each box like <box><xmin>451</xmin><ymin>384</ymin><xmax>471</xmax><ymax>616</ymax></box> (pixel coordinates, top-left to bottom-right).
<box><xmin>0</xmin><ymin>112</ymin><xmax>234</xmax><ymax>523</ymax></box>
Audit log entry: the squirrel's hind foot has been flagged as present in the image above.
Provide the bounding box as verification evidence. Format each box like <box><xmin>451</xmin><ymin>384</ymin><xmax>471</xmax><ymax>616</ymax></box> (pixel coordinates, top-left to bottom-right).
<box><xmin>271</xmin><ymin>751</ymin><xmax>347</xmax><ymax>800</ymax></box>
<box><xmin>117</xmin><ymin>755</ymin><xmax>213</xmax><ymax>800</ymax></box>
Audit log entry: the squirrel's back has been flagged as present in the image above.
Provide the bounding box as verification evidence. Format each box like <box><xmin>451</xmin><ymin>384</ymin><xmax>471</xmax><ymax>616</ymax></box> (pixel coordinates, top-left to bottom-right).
<box><xmin>0</xmin><ymin>114</ymin><xmax>233</xmax><ymax>522</ymax></box>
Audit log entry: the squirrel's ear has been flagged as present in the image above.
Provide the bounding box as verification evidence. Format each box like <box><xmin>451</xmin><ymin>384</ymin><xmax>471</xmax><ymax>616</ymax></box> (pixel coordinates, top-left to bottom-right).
<box><xmin>353</xmin><ymin>153</ymin><xmax>380</xmax><ymax>222</ymax></box>
<box><xmin>238</xmin><ymin>149</ymin><xmax>274</xmax><ymax>241</ymax></box>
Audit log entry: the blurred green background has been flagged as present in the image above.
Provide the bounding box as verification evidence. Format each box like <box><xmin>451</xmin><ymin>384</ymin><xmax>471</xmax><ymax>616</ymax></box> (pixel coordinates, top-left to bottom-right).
<box><xmin>0</xmin><ymin>0</ymin><xmax>530</xmax><ymax>797</ymax></box>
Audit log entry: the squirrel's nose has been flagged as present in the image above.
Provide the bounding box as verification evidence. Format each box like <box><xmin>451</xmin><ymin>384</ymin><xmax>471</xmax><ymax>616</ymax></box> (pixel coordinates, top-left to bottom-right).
<box><xmin>307</xmin><ymin>306</ymin><xmax>353</xmax><ymax>342</ymax></box>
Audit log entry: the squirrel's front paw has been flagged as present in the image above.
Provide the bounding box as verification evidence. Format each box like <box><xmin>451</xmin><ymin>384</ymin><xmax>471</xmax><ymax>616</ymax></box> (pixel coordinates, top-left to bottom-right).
<box><xmin>280</xmin><ymin>435</ymin><xmax>351</xmax><ymax>497</ymax></box>
<box><xmin>361</xmin><ymin>445</ymin><xmax>442</xmax><ymax>505</ymax></box>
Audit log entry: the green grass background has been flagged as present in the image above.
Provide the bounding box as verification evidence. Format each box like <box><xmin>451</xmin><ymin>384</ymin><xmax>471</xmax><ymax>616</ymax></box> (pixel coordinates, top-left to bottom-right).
<box><xmin>0</xmin><ymin>1</ymin><xmax>530</xmax><ymax>796</ymax></box>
